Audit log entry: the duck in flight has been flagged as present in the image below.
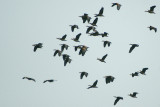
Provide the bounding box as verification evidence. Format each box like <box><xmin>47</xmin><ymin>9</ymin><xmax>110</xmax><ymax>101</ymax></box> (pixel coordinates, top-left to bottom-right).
<box><xmin>23</xmin><ymin>77</ymin><xmax>36</xmax><ymax>82</ymax></box>
<box><xmin>97</xmin><ymin>54</ymin><xmax>108</xmax><ymax>63</ymax></box>
<box><xmin>87</xmin><ymin>80</ymin><xmax>98</xmax><ymax>89</ymax></box>
<box><xmin>113</xmin><ymin>96</ymin><xmax>123</xmax><ymax>105</ymax></box>
<box><xmin>129</xmin><ymin>92</ymin><xmax>138</xmax><ymax>98</ymax></box>
<box><xmin>129</xmin><ymin>44</ymin><xmax>139</xmax><ymax>53</ymax></box>
<box><xmin>43</xmin><ymin>79</ymin><xmax>57</xmax><ymax>83</ymax></box>
<box><xmin>145</xmin><ymin>5</ymin><xmax>156</xmax><ymax>14</ymax></box>
<box><xmin>112</xmin><ymin>3</ymin><xmax>121</xmax><ymax>10</ymax></box>
<box><xmin>32</xmin><ymin>43</ymin><xmax>43</xmax><ymax>52</ymax></box>
<box><xmin>95</xmin><ymin>7</ymin><xmax>104</xmax><ymax>17</ymax></box>
<box><xmin>57</xmin><ymin>34</ymin><xmax>67</xmax><ymax>41</ymax></box>
<box><xmin>79</xmin><ymin>71</ymin><xmax>88</xmax><ymax>79</ymax></box>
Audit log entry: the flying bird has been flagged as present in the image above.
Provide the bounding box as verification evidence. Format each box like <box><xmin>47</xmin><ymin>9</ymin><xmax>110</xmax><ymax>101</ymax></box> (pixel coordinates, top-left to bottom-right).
<box><xmin>87</xmin><ymin>80</ymin><xmax>98</xmax><ymax>89</ymax></box>
<box><xmin>139</xmin><ymin>68</ymin><xmax>148</xmax><ymax>75</ymax></box>
<box><xmin>145</xmin><ymin>5</ymin><xmax>156</xmax><ymax>14</ymax></box>
<box><xmin>73</xmin><ymin>45</ymin><xmax>82</xmax><ymax>51</ymax></box>
<box><xmin>79</xmin><ymin>45</ymin><xmax>89</xmax><ymax>56</ymax></box>
<box><xmin>100</xmin><ymin>32</ymin><xmax>109</xmax><ymax>37</ymax></box>
<box><xmin>22</xmin><ymin>77</ymin><xmax>36</xmax><ymax>82</ymax></box>
<box><xmin>79</xmin><ymin>71</ymin><xmax>88</xmax><ymax>79</ymax></box>
<box><xmin>130</xmin><ymin>72</ymin><xmax>139</xmax><ymax>77</ymax></box>
<box><xmin>53</xmin><ymin>49</ymin><xmax>62</xmax><ymax>57</ymax></box>
<box><xmin>60</xmin><ymin>44</ymin><xmax>69</xmax><ymax>52</ymax></box>
<box><xmin>43</xmin><ymin>79</ymin><xmax>57</xmax><ymax>83</ymax></box>
<box><xmin>70</xmin><ymin>25</ymin><xmax>79</xmax><ymax>32</ymax></box>
<box><xmin>129</xmin><ymin>92</ymin><xmax>138</xmax><ymax>98</ymax></box>
<box><xmin>89</xmin><ymin>31</ymin><xmax>100</xmax><ymax>36</ymax></box>
<box><xmin>90</xmin><ymin>18</ymin><xmax>98</xmax><ymax>26</ymax></box>
<box><xmin>57</xmin><ymin>34</ymin><xmax>67</xmax><ymax>41</ymax></box>
<box><xmin>95</xmin><ymin>7</ymin><xmax>104</xmax><ymax>17</ymax></box>
<box><xmin>97</xmin><ymin>54</ymin><xmax>108</xmax><ymax>63</ymax></box>
<box><xmin>79</xmin><ymin>13</ymin><xmax>91</xmax><ymax>23</ymax></box>
<box><xmin>86</xmin><ymin>26</ymin><xmax>96</xmax><ymax>34</ymax></box>
<box><xmin>104</xmin><ymin>76</ymin><xmax>115</xmax><ymax>84</ymax></box>
<box><xmin>71</xmin><ymin>33</ymin><xmax>81</xmax><ymax>42</ymax></box>
<box><xmin>114</xmin><ymin>96</ymin><xmax>123</xmax><ymax>105</ymax></box>
<box><xmin>148</xmin><ymin>26</ymin><xmax>157</xmax><ymax>32</ymax></box>
<box><xmin>32</xmin><ymin>43</ymin><xmax>43</xmax><ymax>52</ymax></box>
<box><xmin>112</xmin><ymin>3</ymin><xmax>121</xmax><ymax>10</ymax></box>
<box><xmin>62</xmin><ymin>54</ymin><xmax>72</xmax><ymax>66</ymax></box>
<box><xmin>129</xmin><ymin>44</ymin><xmax>139</xmax><ymax>53</ymax></box>
<box><xmin>102</xmin><ymin>40</ymin><xmax>111</xmax><ymax>47</ymax></box>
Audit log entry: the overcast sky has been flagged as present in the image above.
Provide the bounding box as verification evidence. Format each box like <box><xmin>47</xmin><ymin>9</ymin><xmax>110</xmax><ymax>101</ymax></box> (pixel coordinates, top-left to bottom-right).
<box><xmin>0</xmin><ymin>0</ymin><xmax>160</xmax><ymax>107</ymax></box>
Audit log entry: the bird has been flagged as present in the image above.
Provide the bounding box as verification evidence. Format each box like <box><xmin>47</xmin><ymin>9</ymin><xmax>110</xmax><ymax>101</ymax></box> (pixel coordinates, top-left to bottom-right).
<box><xmin>62</xmin><ymin>54</ymin><xmax>70</xmax><ymax>61</ymax></box>
<box><xmin>148</xmin><ymin>26</ymin><xmax>157</xmax><ymax>32</ymax></box>
<box><xmin>95</xmin><ymin>7</ymin><xmax>104</xmax><ymax>17</ymax></box>
<box><xmin>129</xmin><ymin>92</ymin><xmax>138</xmax><ymax>98</ymax></box>
<box><xmin>86</xmin><ymin>26</ymin><xmax>96</xmax><ymax>34</ymax></box>
<box><xmin>53</xmin><ymin>49</ymin><xmax>62</xmax><ymax>57</ymax></box>
<box><xmin>79</xmin><ymin>13</ymin><xmax>91</xmax><ymax>23</ymax></box>
<box><xmin>60</xmin><ymin>44</ymin><xmax>69</xmax><ymax>52</ymax></box>
<box><xmin>102</xmin><ymin>40</ymin><xmax>111</xmax><ymax>47</ymax></box>
<box><xmin>130</xmin><ymin>72</ymin><xmax>139</xmax><ymax>77</ymax></box>
<box><xmin>113</xmin><ymin>96</ymin><xmax>123</xmax><ymax>105</ymax></box>
<box><xmin>129</xmin><ymin>44</ymin><xmax>139</xmax><ymax>53</ymax></box>
<box><xmin>79</xmin><ymin>45</ymin><xmax>89</xmax><ymax>56</ymax></box>
<box><xmin>145</xmin><ymin>5</ymin><xmax>156</xmax><ymax>14</ymax></box>
<box><xmin>104</xmin><ymin>76</ymin><xmax>115</xmax><ymax>84</ymax></box>
<box><xmin>62</xmin><ymin>54</ymin><xmax>72</xmax><ymax>66</ymax></box>
<box><xmin>97</xmin><ymin>54</ymin><xmax>108</xmax><ymax>63</ymax></box>
<box><xmin>32</xmin><ymin>43</ymin><xmax>43</xmax><ymax>52</ymax></box>
<box><xmin>22</xmin><ymin>77</ymin><xmax>36</xmax><ymax>82</ymax></box>
<box><xmin>70</xmin><ymin>25</ymin><xmax>79</xmax><ymax>32</ymax></box>
<box><xmin>43</xmin><ymin>79</ymin><xmax>57</xmax><ymax>83</ymax></box>
<box><xmin>100</xmin><ymin>32</ymin><xmax>109</xmax><ymax>37</ymax></box>
<box><xmin>112</xmin><ymin>3</ymin><xmax>121</xmax><ymax>10</ymax></box>
<box><xmin>57</xmin><ymin>34</ymin><xmax>67</xmax><ymax>41</ymax></box>
<box><xmin>90</xmin><ymin>18</ymin><xmax>98</xmax><ymax>26</ymax></box>
<box><xmin>139</xmin><ymin>68</ymin><xmax>148</xmax><ymax>75</ymax></box>
<box><xmin>79</xmin><ymin>71</ymin><xmax>88</xmax><ymax>79</ymax></box>
<box><xmin>87</xmin><ymin>80</ymin><xmax>98</xmax><ymax>89</ymax></box>
<box><xmin>89</xmin><ymin>31</ymin><xmax>100</xmax><ymax>36</ymax></box>
<box><xmin>71</xmin><ymin>33</ymin><xmax>81</xmax><ymax>42</ymax></box>
<box><xmin>73</xmin><ymin>45</ymin><xmax>82</xmax><ymax>51</ymax></box>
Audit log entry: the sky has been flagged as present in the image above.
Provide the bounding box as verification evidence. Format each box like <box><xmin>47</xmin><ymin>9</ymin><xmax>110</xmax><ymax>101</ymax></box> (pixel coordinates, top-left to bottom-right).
<box><xmin>0</xmin><ymin>0</ymin><xmax>160</xmax><ymax>107</ymax></box>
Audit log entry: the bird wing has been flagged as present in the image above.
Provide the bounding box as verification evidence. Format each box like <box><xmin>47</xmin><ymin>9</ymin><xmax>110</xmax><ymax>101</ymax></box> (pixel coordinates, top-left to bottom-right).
<box><xmin>108</xmin><ymin>42</ymin><xmax>111</xmax><ymax>47</ymax></box>
<box><xmin>33</xmin><ymin>45</ymin><xmax>38</xmax><ymax>52</ymax></box>
<box><xmin>114</xmin><ymin>98</ymin><xmax>120</xmax><ymax>105</ymax></box>
<box><xmin>150</xmin><ymin>5</ymin><xmax>156</xmax><ymax>11</ymax></box>
<box><xmin>102</xmin><ymin>54</ymin><xmax>108</xmax><ymax>60</ymax></box>
<box><xmin>103</xmin><ymin>41</ymin><xmax>107</xmax><ymax>47</ymax></box>
<box><xmin>111</xmin><ymin>3</ymin><xmax>116</xmax><ymax>7</ymax></box>
<box><xmin>142</xmin><ymin>68</ymin><xmax>148</xmax><ymax>72</ymax></box>
<box><xmin>61</xmin><ymin>45</ymin><xmax>65</xmax><ymax>51</ymax></box>
<box><xmin>117</xmin><ymin>4</ymin><xmax>121</xmax><ymax>10</ymax></box>
<box><xmin>92</xmin><ymin>80</ymin><xmax>98</xmax><ymax>86</ymax></box>
<box><xmin>105</xmin><ymin>77</ymin><xmax>111</xmax><ymax>84</ymax></box>
<box><xmin>86</xmin><ymin>27</ymin><xmax>92</xmax><ymax>33</ymax></box>
<box><xmin>71</xmin><ymin>26</ymin><xmax>74</xmax><ymax>32</ymax></box>
<box><xmin>80</xmin><ymin>72</ymin><xmax>85</xmax><ymax>79</ymax></box>
<box><xmin>85</xmin><ymin>72</ymin><xmax>88</xmax><ymax>77</ymax></box>
<box><xmin>93</xmin><ymin>18</ymin><xmax>98</xmax><ymax>24</ymax></box>
<box><xmin>154</xmin><ymin>28</ymin><xmax>157</xmax><ymax>32</ymax></box>
<box><xmin>62</xmin><ymin>34</ymin><xmax>67</xmax><ymax>39</ymax></box>
<box><xmin>99</xmin><ymin>7</ymin><xmax>104</xmax><ymax>15</ymax></box>
<box><xmin>76</xmin><ymin>33</ymin><xmax>81</xmax><ymax>40</ymax></box>
<box><xmin>129</xmin><ymin>45</ymin><xmax>135</xmax><ymax>53</ymax></box>
<box><xmin>54</xmin><ymin>50</ymin><xmax>58</xmax><ymax>56</ymax></box>
<box><xmin>43</xmin><ymin>80</ymin><xmax>47</xmax><ymax>83</ymax></box>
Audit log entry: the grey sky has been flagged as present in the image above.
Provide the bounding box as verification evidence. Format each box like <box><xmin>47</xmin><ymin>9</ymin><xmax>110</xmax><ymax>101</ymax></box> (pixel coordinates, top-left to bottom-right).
<box><xmin>0</xmin><ymin>0</ymin><xmax>160</xmax><ymax>107</ymax></box>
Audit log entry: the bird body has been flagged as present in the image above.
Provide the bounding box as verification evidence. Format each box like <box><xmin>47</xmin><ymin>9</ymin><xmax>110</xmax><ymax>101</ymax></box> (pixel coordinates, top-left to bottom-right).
<box><xmin>148</xmin><ymin>26</ymin><xmax>157</xmax><ymax>32</ymax></box>
<box><xmin>79</xmin><ymin>13</ymin><xmax>91</xmax><ymax>23</ymax></box>
<box><xmin>100</xmin><ymin>32</ymin><xmax>109</xmax><ymax>37</ymax></box>
<box><xmin>79</xmin><ymin>72</ymin><xmax>88</xmax><ymax>79</ymax></box>
<box><xmin>43</xmin><ymin>79</ymin><xmax>57</xmax><ymax>83</ymax></box>
<box><xmin>129</xmin><ymin>92</ymin><xmax>138</xmax><ymax>98</ymax></box>
<box><xmin>32</xmin><ymin>43</ymin><xmax>43</xmax><ymax>52</ymax></box>
<box><xmin>79</xmin><ymin>45</ymin><xmax>89</xmax><ymax>56</ymax></box>
<box><xmin>23</xmin><ymin>77</ymin><xmax>36</xmax><ymax>82</ymax></box>
<box><xmin>104</xmin><ymin>76</ymin><xmax>115</xmax><ymax>84</ymax></box>
<box><xmin>130</xmin><ymin>72</ymin><xmax>139</xmax><ymax>77</ymax></box>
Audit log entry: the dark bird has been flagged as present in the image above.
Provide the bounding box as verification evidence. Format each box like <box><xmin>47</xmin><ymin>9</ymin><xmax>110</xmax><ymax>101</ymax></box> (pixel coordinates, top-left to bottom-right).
<box><xmin>79</xmin><ymin>13</ymin><xmax>91</xmax><ymax>23</ymax></box>
<box><xmin>53</xmin><ymin>49</ymin><xmax>62</xmax><ymax>57</ymax></box>
<box><xmin>104</xmin><ymin>76</ymin><xmax>115</xmax><ymax>84</ymax></box>
<box><xmin>114</xmin><ymin>96</ymin><xmax>123</xmax><ymax>105</ymax></box>
<box><xmin>112</xmin><ymin>3</ymin><xmax>121</xmax><ymax>10</ymax></box>
<box><xmin>73</xmin><ymin>45</ymin><xmax>82</xmax><ymax>51</ymax></box>
<box><xmin>62</xmin><ymin>54</ymin><xmax>72</xmax><ymax>66</ymax></box>
<box><xmin>95</xmin><ymin>7</ymin><xmax>104</xmax><ymax>17</ymax></box>
<box><xmin>86</xmin><ymin>26</ymin><xmax>96</xmax><ymax>34</ymax></box>
<box><xmin>129</xmin><ymin>92</ymin><xmax>138</xmax><ymax>98</ymax></box>
<box><xmin>57</xmin><ymin>34</ymin><xmax>67</xmax><ymax>41</ymax></box>
<box><xmin>89</xmin><ymin>31</ymin><xmax>100</xmax><ymax>36</ymax></box>
<box><xmin>145</xmin><ymin>5</ymin><xmax>156</xmax><ymax>14</ymax></box>
<box><xmin>139</xmin><ymin>68</ymin><xmax>148</xmax><ymax>75</ymax></box>
<box><xmin>43</xmin><ymin>79</ymin><xmax>57</xmax><ymax>83</ymax></box>
<box><xmin>87</xmin><ymin>80</ymin><xmax>98</xmax><ymax>89</ymax></box>
<box><xmin>32</xmin><ymin>43</ymin><xmax>43</xmax><ymax>52</ymax></box>
<box><xmin>60</xmin><ymin>44</ymin><xmax>69</xmax><ymax>52</ymax></box>
<box><xmin>97</xmin><ymin>54</ymin><xmax>108</xmax><ymax>63</ymax></box>
<box><xmin>130</xmin><ymin>72</ymin><xmax>139</xmax><ymax>77</ymax></box>
<box><xmin>90</xmin><ymin>18</ymin><xmax>98</xmax><ymax>26</ymax></box>
<box><xmin>102</xmin><ymin>40</ymin><xmax>111</xmax><ymax>47</ymax></box>
<box><xmin>79</xmin><ymin>45</ymin><xmax>89</xmax><ymax>56</ymax></box>
<box><xmin>72</xmin><ymin>33</ymin><xmax>81</xmax><ymax>42</ymax></box>
<box><xmin>100</xmin><ymin>32</ymin><xmax>109</xmax><ymax>37</ymax></box>
<box><xmin>148</xmin><ymin>26</ymin><xmax>157</xmax><ymax>32</ymax></box>
<box><xmin>79</xmin><ymin>71</ymin><xmax>88</xmax><ymax>79</ymax></box>
<box><xmin>62</xmin><ymin>54</ymin><xmax>70</xmax><ymax>61</ymax></box>
<box><xmin>22</xmin><ymin>77</ymin><xmax>36</xmax><ymax>82</ymax></box>
<box><xmin>129</xmin><ymin>44</ymin><xmax>139</xmax><ymax>53</ymax></box>
<box><xmin>70</xmin><ymin>25</ymin><xmax>79</xmax><ymax>32</ymax></box>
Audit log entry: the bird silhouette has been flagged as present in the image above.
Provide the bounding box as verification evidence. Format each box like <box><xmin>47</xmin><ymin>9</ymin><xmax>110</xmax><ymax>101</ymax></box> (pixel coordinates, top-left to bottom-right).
<box><xmin>32</xmin><ymin>43</ymin><xmax>43</xmax><ymax>52</ymax></box>
<box><xmin>57</xmin><ymin>34</ymin><xmax>67</xmax><ymax>41</ymax></box>
<box><xmin>73</xmin><ymin>45</ymin><xmax>83</xmax><ymax>51</ymax></box>
<box><xmin>89</xmin><ymin>31</ymin><xmax>100</xmax><ymax>36</ymax></box>
<box><xmin>130</xmin><ymin>72</ymin><xmax>139</xmax><ymax>77</ymax></box>
<box><xmin>90</xmin><ymin>18</ymin><xmax>98</xmax><ymax>26</ymax></box>
<box><xmin>100</xmin><ymin>32</ymin><xmax>109</xmax><ymax>37</ymax></box>
<box><xmin>22</xmin><ymin>77</ymin><xmax>36</xmax><ymax>82</ymax></box>
<box><xmin>62</xmin><ymin>54</ymin><xmax>71</xmax><ymax>66</ymax></box>
<box><xmin>43</xmin><ymin>79</ymin><xmax>57</xmax><ymax>83</ymax></box>
<box><xmin>129</xmin><ymin>92</ymin><xmax>138</xmax><ymax>98</ymax></box>
<box><xmin>129</xmin><ymin>44</ymin><xmax>139</xmax><ymax>53</ymax></box>
<box><xmin>104</xmin><ymin>76</ymin><xmax>115</xmax><ymax>84</ymax></box>
<box><xmin>97</xmin><ymin>54</ymin><xmax>108</xmax><ymax>63</ymax></box>
<box><xmin>70</xmin><ymin>25</ymin><xmax>79</xmax><ymax>32</ymax></box>
<box><xmin>139</xmin><ymin>68</ymin><xmax>148</xmax><ymax>75</ymax></box>
<box><xmin>102</xmin><ymin>40</ymin><xmax>111</xmax><ymax>47</ymax></box>
<box><xmin>114</xmin><ymin>96</ymin><xmax>123</xmax><ymax>105</ymax></box>
<box><xmin>79</xmin><ymin>71</ymin><xmax>88</xmax><ymax>79</ymax></box>
<box><xmin>60</xmin><ymin>44</ymin><xmax>69</xmax><ymax>52</ymax></box>
<box><xmin>79</xmin><ymin>45</ymin><xmax>89</xmax><ymax>56</ymax></box>
<box><xmin>112</xmin><ymin>3</ymin><xmax>121</xmax><ymax>10</ymax></box>
<box><xmin>95</xmin><ymin>7</ymin><xmax>104</xmax><ymax>17</ymax></box>
<box><xmin>145</xmin><ymin>5</ymin><xmax>156</xmax><ymax>14</ymax></box>
<box><xmin>87</xmin><ymin>80</ymin><xmax>98</xmax><ymax>89</ymax></box>
<box><xmin>148</xmin><ymin>26</ymin><xmax>157</xmax><ymax>32</ymax></box>
<box><xmin>79</xmin><ymin>13</ymin><xmax>91</xmax><ymax>23</ymax></box>
<box><xmin>53</xmin><ymin>49</ymin><xmax>62</xmax><ymax>57</ymax></box>
<box><xmin>71</xmin><ymin>33</ymin><xmax>81</xmax><ymax>42</ymax></box>
<box><xmin>86</xmin><ymin>26</ymin><xmax>96</xmax><ymax>34</ymax></box>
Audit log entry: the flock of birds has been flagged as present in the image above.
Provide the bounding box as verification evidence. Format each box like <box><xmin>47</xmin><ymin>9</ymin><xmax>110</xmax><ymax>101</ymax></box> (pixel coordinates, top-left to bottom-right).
<box><xmin>22</xmin><ymin>3</ymin><xmax>157</xmax><ymax>106</ymax></box>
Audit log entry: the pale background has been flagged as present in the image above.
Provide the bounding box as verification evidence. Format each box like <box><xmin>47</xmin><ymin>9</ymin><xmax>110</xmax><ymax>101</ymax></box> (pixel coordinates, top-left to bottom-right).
<box><xmin>0</xmin><ymin>0</ymin><xmax>160</xmax><ymax>107</ymax></box>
